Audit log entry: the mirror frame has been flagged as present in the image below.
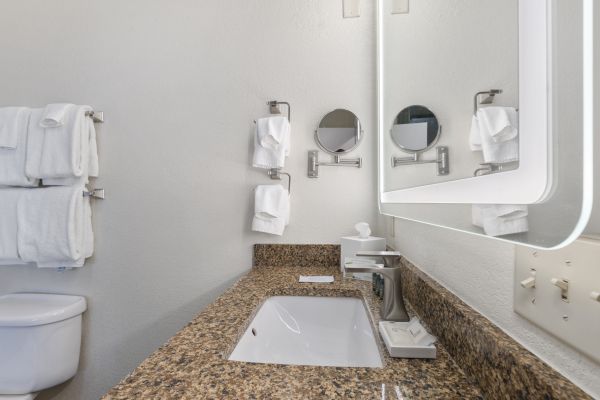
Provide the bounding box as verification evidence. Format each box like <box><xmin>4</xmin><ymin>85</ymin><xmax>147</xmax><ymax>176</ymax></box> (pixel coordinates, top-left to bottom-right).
<box><xmin>315</xmin><ymin>109</ymin><xmax>364</xmax><ymax>155</ymax></box>
<box><xmin>390</xmin><ymin>105</ymin><xmax>441</xmax><ymax>154</ymax></box>
<box><xmin>378</xmin><ymin>0</ymin><xmax>551</xmax><ymax>205</ymax></box>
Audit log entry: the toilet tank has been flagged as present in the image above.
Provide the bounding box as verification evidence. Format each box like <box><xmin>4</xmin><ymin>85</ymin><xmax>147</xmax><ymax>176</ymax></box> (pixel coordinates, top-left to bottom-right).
<box><xmin>0</xmin><ymin>294</ymin><xmax>87</xmax><ymax>395</ymax></box>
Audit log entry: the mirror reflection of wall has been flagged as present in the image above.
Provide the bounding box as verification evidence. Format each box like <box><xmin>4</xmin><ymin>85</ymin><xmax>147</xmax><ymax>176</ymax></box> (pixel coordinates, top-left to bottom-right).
<box><xmin>382</xmin><ymin>0</ymin><xmax>519</xmax><ymax>192</ymax></box>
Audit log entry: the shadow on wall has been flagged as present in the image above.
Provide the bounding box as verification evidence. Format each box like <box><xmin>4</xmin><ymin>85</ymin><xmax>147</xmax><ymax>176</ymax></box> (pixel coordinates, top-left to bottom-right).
<box><xmin>35</xmin><ymin>272</ymin><xmax>247</xmax><ymax>400</ymax></box>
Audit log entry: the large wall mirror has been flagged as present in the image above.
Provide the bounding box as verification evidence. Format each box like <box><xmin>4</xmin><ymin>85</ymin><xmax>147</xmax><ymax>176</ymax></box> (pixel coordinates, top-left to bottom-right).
<box><xmin>378</xmin><ymin>0</ymin><xmax>595</xmax><ymax>248</ymax></box>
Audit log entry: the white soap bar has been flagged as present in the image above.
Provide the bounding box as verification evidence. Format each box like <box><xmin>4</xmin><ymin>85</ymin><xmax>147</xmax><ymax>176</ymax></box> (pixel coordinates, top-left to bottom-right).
<box><xmin>299</xmin><ymin>275</ymin><xmax>334</xmax><ymax>283</ymax></box>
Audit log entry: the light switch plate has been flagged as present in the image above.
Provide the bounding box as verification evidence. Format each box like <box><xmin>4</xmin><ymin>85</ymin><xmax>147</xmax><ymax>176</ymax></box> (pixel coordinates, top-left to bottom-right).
<box><xmin>514</xmin><ymin>238</ymin><xmax>600</xmax><ymax>363</ymax></box>
<box><xmin>392</xmin><ymin>0</ymin><xmax>409</xmax><ymax>14</ymax></box>
<box><xmin>343</xmin><ymin>0</ymin><xmax>360</xmax><ymax>18</ymax></box>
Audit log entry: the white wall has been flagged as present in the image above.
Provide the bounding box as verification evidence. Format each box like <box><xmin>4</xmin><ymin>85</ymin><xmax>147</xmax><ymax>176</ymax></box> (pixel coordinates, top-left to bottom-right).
<box><xmin>389</xmin><ymin>217</ymin><xmax>600</xmax><ymax>398</ymax></box>
<box><xmin>0</xmin><ymin>1</ymin><xmax>379</xmax><ymax>399</ymax></box>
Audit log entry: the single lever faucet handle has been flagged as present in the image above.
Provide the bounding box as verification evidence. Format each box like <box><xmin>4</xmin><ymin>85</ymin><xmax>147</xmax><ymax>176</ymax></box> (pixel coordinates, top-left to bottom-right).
<box><xmin>354</xmin><ymin>251</ymin><xmax>402</xmax><ymax>267</ymax></box>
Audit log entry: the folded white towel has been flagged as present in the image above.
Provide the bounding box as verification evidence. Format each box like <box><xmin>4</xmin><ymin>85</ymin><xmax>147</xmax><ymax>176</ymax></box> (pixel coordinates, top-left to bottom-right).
<box><xmin>252</xmin><ymin>116</ymin><xmax>291</xmax><ymax>169</ymax></box>
<box><xmin>39</xmin><ymin>103</ymin><xmax>73</xmax><ymax>128</ymax></box>
<box><xmin>0</xmin><ymin>189</ymin><xmax>23</xmax><ymax>263</ymax></box>
<box><xmin>472</xmin><ymin>107</ymin><xmax>519</xmax><ymax>163</ymax></box>
<box><xmin>17</xmin><ymin>185</ymin><xmax>94</xmax><ymax>268</ymax></box>
<box><xmin>478</xmin><ymin>107</ymin><xmax>519</xmax><ymax>143</ymax></box>
<box><xmin>26</xmin><ymin>105</ymin><xmax>99</xmax><ymax>186</ymax></box>
<box><xmin>0</xmin><ymin>108</ymin><xmax>39</xmax><ymax>187</ymax></box>
<box><xmin>472</xmin><ymin>204</ymin><xmax>528</xmax><ymax>237</ymax></box>
<box><xmin>0</xmin><ymin>107</ymin><xmax>28</xmax><ymax>149</ymax></box>
<box><xmin>252</xmin><ymin>184</ymin><xmax>289</xmax><ymax>235</ymax></box>
<box><xmin>469</xmin><ymin>115</ymin><xmax>482</xmax><ymax>151</ymax></box>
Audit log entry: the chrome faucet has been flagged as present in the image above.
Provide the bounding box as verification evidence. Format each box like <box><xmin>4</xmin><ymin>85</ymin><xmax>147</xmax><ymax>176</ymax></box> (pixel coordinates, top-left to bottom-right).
<box><xmin>344</xmin><ymin>251</ymin><xmax>409</xmax><ymax>322</ymax></box>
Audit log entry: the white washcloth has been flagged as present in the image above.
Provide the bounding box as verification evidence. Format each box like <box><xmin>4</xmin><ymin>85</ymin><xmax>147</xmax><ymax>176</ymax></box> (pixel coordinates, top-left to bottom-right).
<box><xmin>252</xmin><ymin>116</ymin><xmax>291</xmax><ymax>169</ymax></box>
<box><xmin>0</xmin><ymin>107</ymin><xmax>28</xmax><ymax>149</ymax></box>
<box><xmin>26</xmin><ymin>105</ymin><xmax>99</xmax><ymax>186</ymax></box>
<box><xmin>0</xmin><ymin>108</ymin><xmax>39</xmax><ymax>187</ymax></box>
<box><xmin>252</xmin><ymin>184</ymin><xmax>289</xmax><ymax>235</ymax></box>
<box><xmin>39</xmin><ymin>103</ymin><xmax>73</xmax><ymax>128</ymax></box>
<box><xmin>472</xmin><ymin>107</ymin><xmax>519</xmax><ymax>163</ymax></box>
<box><xmin>17</xmin><ymin>185</ymin><xmax>94</xmax><ymax>268</ymax></box>
<box><xmin>472</xmin><ymin>204</ymin><xmax>528</xmax><ymax>237</ymax></box>
<box><xmin>0</xmin><ymin>189</ymin><xmax>23</xmax><ymax>263</ymax></box>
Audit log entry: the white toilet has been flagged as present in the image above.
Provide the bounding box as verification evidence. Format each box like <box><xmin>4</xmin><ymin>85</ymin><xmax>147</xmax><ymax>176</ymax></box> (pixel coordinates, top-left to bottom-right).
<box><xmin>0</xmin><ymin>293</ymin><xmax>87</xmax><ymax>399</ymax></box>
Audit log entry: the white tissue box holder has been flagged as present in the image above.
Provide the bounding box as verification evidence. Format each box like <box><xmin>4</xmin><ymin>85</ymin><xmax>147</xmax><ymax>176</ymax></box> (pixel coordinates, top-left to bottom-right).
<box><xmin>378</xmin><ymin>320</ymin><xmax>437</xmax><ymax>359</ymax></box>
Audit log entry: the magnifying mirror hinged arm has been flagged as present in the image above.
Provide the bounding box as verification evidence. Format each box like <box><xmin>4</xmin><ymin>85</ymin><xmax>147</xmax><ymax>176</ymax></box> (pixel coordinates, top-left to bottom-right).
<box><xmin>392</xmin><ymin>146</ymin><xmax>449</xmax><ymax>176</ymax></box>
<box><xmin>308</xmin><ymin>150</ymin><xmax>362</xmax><ymax>178</ymax></box>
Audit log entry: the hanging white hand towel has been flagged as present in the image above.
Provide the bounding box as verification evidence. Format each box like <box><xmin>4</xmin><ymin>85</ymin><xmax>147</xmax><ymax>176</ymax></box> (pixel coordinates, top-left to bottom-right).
<box><xmin>472</xmin><ymin>204</ymin><xmax>528</xmax><ymax>237</ymax></box>
<box><xmin>26</xmin><ymin>105</ymin><xmax>99</xmax><ymax>185</ymax></box>
<box><xmin>252</xmin><ymin>184</ymin><xmax>289</xmax><ymax>235</ymax></box>
<box><xmin>0</xmin><ymin>189</ymin><xmax>24</xmax><ymax>264</ymax></box>
<box><xmin>252</xmin><ymin>116</ymin><xmax>291</xmax><ymax>169</ymax></box>
<box><xmin>475</xmin><ymin>107</ymin><xmax>519</xmax><ymax>163</ymax></box>
<box><xmin>0</xmin><ymin>108</ymin><xmax>39</xmax><ymax>187</ymax></box>
<box><xmin>39</xmin><ymin>103</ymin><xmax>72</xmax><ymax>128</ymax></box>
<box><xmin>17</xmin><ymin>185</ymin><xmax>94</xmax><ymax>268</ymax></box>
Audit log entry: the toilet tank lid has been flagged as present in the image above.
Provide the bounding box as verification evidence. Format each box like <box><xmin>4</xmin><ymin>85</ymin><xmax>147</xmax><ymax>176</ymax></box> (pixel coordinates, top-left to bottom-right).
<box><xmin>0</xmin><ymin>293</ymin><xmax>87</xmax><ymax>327</ymax></box>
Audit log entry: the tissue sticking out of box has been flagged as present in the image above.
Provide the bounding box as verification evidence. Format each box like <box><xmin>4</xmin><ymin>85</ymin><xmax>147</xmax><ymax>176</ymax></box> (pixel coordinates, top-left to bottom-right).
<box><xmin>355</xmin><ymin>222</ymin><xmax>371</xmax><ymax>239</ymax></box>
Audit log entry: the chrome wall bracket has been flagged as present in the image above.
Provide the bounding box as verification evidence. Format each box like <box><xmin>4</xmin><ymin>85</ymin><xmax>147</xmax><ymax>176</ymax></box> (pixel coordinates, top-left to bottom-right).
<box><xmin>268</xmin><ymin>168</ymin><xmax>291</xmax><ymax>193</ymax></box>
<box><xmin>392</xmin><ymin>146</ymin><xmax>449</xmax><ymax>176</ymax></box>
<box><xmin>83</xmin><ymin>188</ymin><xmax>105</xmax><ymax>199</ymax></box>
<box><xmin>85</xmin><ymin>110</ymin><xmax>104</xmax><ymax>123</ymax></box>
<box><xmin>474</xmin><ymin>89</ymin><xmax>502</xmax><ymax>115</ymax></box>
<box><xmin>308</xmin><ymin>150</ymin><xmax>362</xmax><ymax>178</ymax></box>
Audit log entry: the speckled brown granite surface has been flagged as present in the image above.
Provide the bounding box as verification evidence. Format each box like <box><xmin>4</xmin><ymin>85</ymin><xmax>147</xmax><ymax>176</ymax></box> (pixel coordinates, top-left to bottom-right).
<box><xmin>103</xmin><ymin>244</ymin><xmax>590</xmax><ymax>400</ymax></box>
<box><xmin>102</xmin><ymin>260</ymin><xmax>481</xmax><ymax>398</ymax></box>
<box><xmin>398</xmin><ymin>258</ymin><xmax>591</xmax><ymax>400</ymax></box>
<box><xmin>254</xmin><ymin>244</ymin><xmax>340</xmax><ymax>268</ymax></box>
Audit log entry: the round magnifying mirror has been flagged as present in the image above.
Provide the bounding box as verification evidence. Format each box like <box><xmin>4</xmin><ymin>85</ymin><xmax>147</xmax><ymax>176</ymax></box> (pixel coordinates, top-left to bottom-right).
<box><xmin>315</xmin><ymin>109</ymin><xmax>363</xmax><ymax>154</ymax></box>
<box><xmin>390</xmin><ymin>105</ymin><xmax>440</xmax><ymax>153</ymax></box>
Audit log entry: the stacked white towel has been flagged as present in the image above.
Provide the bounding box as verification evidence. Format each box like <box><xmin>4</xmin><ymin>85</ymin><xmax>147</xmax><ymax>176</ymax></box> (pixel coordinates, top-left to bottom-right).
<box><xmin>469</xmin><ymin>107</ymin><xmax>519</xmax><ymax>163</ymax></box>
<box><xmin>0</xmin><ymin>186</ymin><xmax>93</xmax><ymax>268</ymax></box>
<box><xmin>252</xmin><ymin>184</ymin><xmax>290</xmax><ymax>236</ymax></box>
<box><xmin>472</xmin><ymin>204</ymin><xmax>528</xmax><ymax>237</ymax></box>
<box><xmin>26</xmin><ymin>104</ymin><xmax>99</xmax><ymax>186</ymax></box>
<box><xmin>0</xmin><ymin>107</ymin><xmax>39</xmax><ymax>187</ymax></box>
<box><xmin>252</xmin><ymin>116</ymin><xmax>291</xmax><ymax>169</ymax></box>
<box><xmin>17</xmin><ymin>186</ymin><xmax>93</xmax><ymax>268</ymax></box>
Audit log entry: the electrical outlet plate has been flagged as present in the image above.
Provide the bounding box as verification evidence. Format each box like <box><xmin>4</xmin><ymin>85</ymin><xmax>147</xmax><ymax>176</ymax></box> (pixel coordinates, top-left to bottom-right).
<box><xmin>514</xmin><ymin>238</ymin><xmax>600</xmax><ymax>363</ymax></box>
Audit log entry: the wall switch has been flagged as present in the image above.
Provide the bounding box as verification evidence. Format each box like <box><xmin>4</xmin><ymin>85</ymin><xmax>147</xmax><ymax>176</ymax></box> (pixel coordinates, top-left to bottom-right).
<box><xmin>392</xmin><ymin>0</ymin><xmax>409</xmax><ymax>14</ymax></box>
<box><xmin>514</xmin><ymin>238</ymin><xmax>600</xmax><ymax>363</ymax></box>
<box><xmin>343</xmin><ymin>0</ymin><xmax>360</xmax><ymax>18</ymax></box>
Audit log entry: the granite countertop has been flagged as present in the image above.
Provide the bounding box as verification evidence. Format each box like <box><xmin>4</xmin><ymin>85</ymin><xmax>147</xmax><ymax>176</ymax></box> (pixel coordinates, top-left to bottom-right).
<box><xmin>102</xmin><ymin>265</ymin><xmax>483</xmax><ymax>399</ymax></box>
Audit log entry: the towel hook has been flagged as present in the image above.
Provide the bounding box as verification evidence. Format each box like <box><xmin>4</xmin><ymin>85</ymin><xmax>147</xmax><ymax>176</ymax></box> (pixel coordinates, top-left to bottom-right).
<box><xmin>83</xmin><ymin>188</ymin><xmax>105</xmax><ymax>199</ymax></box>
<box><xmin>473</xmin><ymin>89</ymin><xmax>502</xmax><ymax>115</ymax></box>
<box><xmin>85</xmin><ymin>110</ymin><xmax>105</xmax><ymax>123</ymax></box>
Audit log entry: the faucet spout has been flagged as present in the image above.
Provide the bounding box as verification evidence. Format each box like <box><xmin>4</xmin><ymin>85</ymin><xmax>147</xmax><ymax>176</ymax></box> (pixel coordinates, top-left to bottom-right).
<box><xmin>344</xmin><ymin>252</ymin><xmax>409</xmax><ymax>322</ymax></box>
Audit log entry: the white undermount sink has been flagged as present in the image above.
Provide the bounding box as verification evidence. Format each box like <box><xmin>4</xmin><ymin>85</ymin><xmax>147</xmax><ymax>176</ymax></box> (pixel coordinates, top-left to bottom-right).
<box><xmin>228</xmin><ymin>296</ymin><xmax>383</xmax><ymax>368</ymax></box>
